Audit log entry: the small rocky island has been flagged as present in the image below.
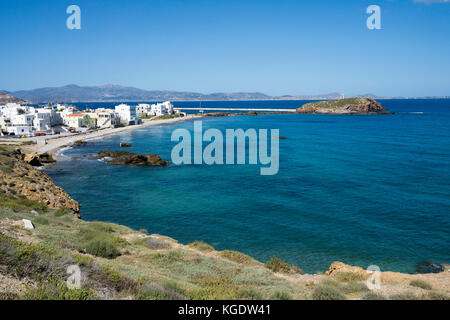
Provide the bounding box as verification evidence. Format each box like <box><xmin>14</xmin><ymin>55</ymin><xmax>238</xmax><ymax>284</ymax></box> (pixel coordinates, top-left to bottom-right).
<box><xmin>296</xmin><ymin>98</ymin><xmax>393</xmax><ymax>115</ymax></box>
<box><xmin>98</xmin><ymin>151</ymin><xmax>169</xmax><ymax>167</ymax></box>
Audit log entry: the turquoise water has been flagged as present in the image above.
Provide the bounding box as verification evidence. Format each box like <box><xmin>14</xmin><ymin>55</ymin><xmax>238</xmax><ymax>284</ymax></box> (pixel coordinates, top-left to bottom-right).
<box><xmin>46</xmin><ymin>100</ymin><xmax>450</xmax><ymax>273</ymax></box>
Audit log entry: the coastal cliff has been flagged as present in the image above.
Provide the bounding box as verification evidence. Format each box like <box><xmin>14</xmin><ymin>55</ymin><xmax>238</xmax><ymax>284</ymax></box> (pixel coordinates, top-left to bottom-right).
<box><xmin>0</xmin><ymin>146</ymin><xmax>80</xmax><ymax>216</ymax></box>
<box><xmin>296</xmin><ymin>98</ymin><xmax>393</xmax><ymax>114</ymax></box>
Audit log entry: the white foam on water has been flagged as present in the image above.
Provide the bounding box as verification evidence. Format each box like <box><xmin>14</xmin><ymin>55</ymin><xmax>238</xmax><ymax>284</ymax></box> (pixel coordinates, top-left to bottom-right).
<box><xmin>55</xmin><ymin>146</ymin><xmax>73</xmax><ymax>161</ymax></box>
<box><xmin>98</xmin><ymin>157</ymin><xmax>113</xmax><ymax>163</ymax></box>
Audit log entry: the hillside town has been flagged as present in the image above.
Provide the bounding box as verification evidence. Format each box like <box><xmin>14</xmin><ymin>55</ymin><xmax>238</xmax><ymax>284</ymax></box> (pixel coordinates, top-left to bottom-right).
<box><xmin>0</xmin><ymin>101</ymin><xmax>175</xmax><ymax>137</ymax></box>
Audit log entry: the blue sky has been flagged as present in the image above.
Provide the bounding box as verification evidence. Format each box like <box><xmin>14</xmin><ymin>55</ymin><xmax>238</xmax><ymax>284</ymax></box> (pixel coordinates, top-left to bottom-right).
<box><xmin>1</xmin><ymin>0</ymin><xmax>449</xmax><ymax>96</ymax></box>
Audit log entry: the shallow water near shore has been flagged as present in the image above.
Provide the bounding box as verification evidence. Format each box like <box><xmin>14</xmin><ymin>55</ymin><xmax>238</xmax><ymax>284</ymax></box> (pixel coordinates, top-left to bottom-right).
<box><xmin>45</xmin><ymin>100</ymin><xmax>450</xmax><ymax>273</ymax></box>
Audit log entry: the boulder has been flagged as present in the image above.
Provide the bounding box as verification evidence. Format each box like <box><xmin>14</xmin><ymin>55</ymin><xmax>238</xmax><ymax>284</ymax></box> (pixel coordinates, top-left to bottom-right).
<box><xmin>119</xmin><ymin>142</ymin><xmax>132</xmax><ymax>147</ymax></box>
<box><xmin>416</xmin><ymin>261</ymin><xmax>444</xmax><ymax>274</ymax></box>
<box><xmin>39</xmin><ymin>152</ymin><xmax>55</xmax><ymax>164</ymax></box>
<box><xmin>23</xmin><ymin>153</ymin><xmax>42</xmax><ymax>166</ymax></box>
<box><xmin>22</xmin><ymin>219</ymin><xmax>34</xmax><ymax>230</ymax></box>
<box><xmin>98</xmin><ymin>151</ymin><xmax>169</xmax><ymax>167</ymax></box>
<box><xmin>73</xmin><ymin>140</ymin><xmax>87</xmax><ymax>146</ymax></box>
<box><xmin>23</xmin><ymin>152</ymin><xmax>55</xmax><ymax>166</ymax></box>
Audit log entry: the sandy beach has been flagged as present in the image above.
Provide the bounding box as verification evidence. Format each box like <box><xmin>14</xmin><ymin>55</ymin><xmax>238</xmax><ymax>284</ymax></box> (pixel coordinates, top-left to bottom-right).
<box><xmin>20</xmin><ymin>114</ymin><xmax>203</xmax><ymax>156</ymax></box>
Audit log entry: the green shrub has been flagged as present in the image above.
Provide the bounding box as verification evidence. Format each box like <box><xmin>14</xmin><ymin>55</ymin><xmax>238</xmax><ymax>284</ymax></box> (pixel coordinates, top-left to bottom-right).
<box><xmin>188</xmin><ymin>241</ymin><xmax>214</xmax><ymax>251</ymax></box>
<box><xmin>136</xmin><ymin>282</ymin><xmax>185</xmax><ymax>300</ymax></box>
<box><xmin>238</xmin><ymin>288</ymin><xmax>263</xmax><ymax>300</ymax></box>
<box><xmin>150</xmin><ymin>251</ymin><xmax>182</xmax><ymax>264</ymax></box>
<box><xmin>389</xmin><ymin>292</ymin><xmax>419</xmax><ymax>300</ymax></box>
<box><xmin>0</xmin><ymin>195</ymin><xmax>48</xmax><ymax>213</ymax></box>
<box><xmin>189</xmin><ymin>277</ymin><xmax>239</xmax><ymax>300</ymax></box>
<box><xmin>145</xmin><ymin>238</ymin><xmax>170</xmax><ymax>249</ymax></box>
<box><xmin>0</xmin><ymin>292</ymin><xmax>18</xmax><ymax>300</ymax></box>
<box><xmin>334</xmin><ymin>271</ymin><xmax>365</xmax><ymax>282</ymax></box>
<box><xmin>265</xmin><ymin>257</ymin><xmax>303</xmax><ymax>274</ymax></box>
<box><xmin>54</xmin><ymin>208</ymin><xmax>71</xmax><ymax>217</ymax></box>
<box><xmin>71</xmin><ymin>254</ymin><xmax>94</xmax><ymax>266</ymax></box>
<box><xmin>20</xmin><ymin>278</ymin><xmax>94</xmax><ymax>300</ymax></box>
<box><xmin>84</xmin><ymin>222</ymin><xmax>115</xmax><ymax>234</ymax></box>
<box><xmin>341</xmin><ymin>282</ymin><xmax>370</xmax><ymax>294</ymax></box>
<box><xmin>220</xmin><ymin>250</ymin><xmax>256</xmax><ymax>265</ymax></box>
<box><xmin>363</xmin><ymin>292</ymin><xmax>386</xmax><ymax>300</ymax></box>
<box><xmin>89</xmin><ymin>265</ymin><xmax>138</xmax><ymax>293</ymax></box>
<box><xmin>312</xmin><ymin>285</ymin><xmax>347</xmax><ymax>300</ymax></box>
<box><xmin>320</xmin><ymin>279</ymin><xmax>340</xmax><ymax>288</ymax></box>
<box><xmin>425</xmin><ymin>291</ymin><xmax>450</xmax><ymax>300</ymax></box>
<box><xmin>0</xmin><ymin>234</ymin><xmax>54</xmax><ymax>279</ymax></box>
<box><xmin>80</xmin><ymin>239</ymin><xmax>120</xmax><ymax>259</ymax></box>
<box><xmin>33</xmin><ymin>217</ymin><xmax>49</xmax><ymax>225</ymax></box>
<box><xmin>272</xmin><ymin>291</ymin><xmax>292</xmax><ymax>300</ymax></box>
<box><xmin>409</xmin><ymin>279</ymin><xmax>432</xmax><ymax>290</ymax></box>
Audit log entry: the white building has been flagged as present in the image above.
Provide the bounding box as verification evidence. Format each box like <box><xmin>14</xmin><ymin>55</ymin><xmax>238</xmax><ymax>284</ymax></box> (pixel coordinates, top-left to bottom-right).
<box><xmin>6</xmin><ymin>125</ymin><xmax>31</xmax><ymax>136</ymax></box>
<box><xmin>93</xmin><ymin>108</ymin><xmax>121</xmax><ymax>128</ymax></box>
<box><xmin>57</xmin><ymin>105</ymin><xmax>79</xmax><ymax>124</ymax></box>
<box><xmin>115</xmin><ymin>104</ymin><xmax>139</xmax><ymax>125</ymax></box>
<box><xmin>150</xmin><ymin>101</ymin><xmax>174</xmax><ymax>116</ymax></box>
<box><xmin>0</xmin><ymin>103</ymin><xmax>34</xmax><ymax>135</ymax></box>
<box><xmin>136</xmin><ymin>104</ymin><xmax>152</xmax><ymax>117</ymax></box>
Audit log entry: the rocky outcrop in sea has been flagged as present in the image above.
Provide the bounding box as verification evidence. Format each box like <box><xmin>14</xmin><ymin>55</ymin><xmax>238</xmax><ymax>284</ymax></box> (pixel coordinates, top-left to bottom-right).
<box><xmin>97</xmin><ymin>151</ymin><xmax>169</xmax><ymax>167</ymax></box>
<box><xmin>296</xmin><ymin>98</ymin><xmax>393</xmax><ymax>114</ymax></box>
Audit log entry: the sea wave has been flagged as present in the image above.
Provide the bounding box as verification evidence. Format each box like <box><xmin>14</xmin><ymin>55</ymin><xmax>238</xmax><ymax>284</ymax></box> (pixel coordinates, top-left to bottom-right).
<box><xmin>55</xmin><ymin>146</ymin><xmax>73</xmax><ymax>161</ymax></box>
<box><xmin>97</xmin><ymin>157</ymin><xmax>113</xmax><ymax>163</ymax></box>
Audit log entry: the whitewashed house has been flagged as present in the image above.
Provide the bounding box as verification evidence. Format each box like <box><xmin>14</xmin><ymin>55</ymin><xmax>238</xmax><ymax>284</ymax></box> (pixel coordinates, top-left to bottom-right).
<box><xmin>136</xmin><ymin>104</ymin><xmax>152</xmax><ymax>117</ymax></box>
<box><xmin>6</xmin><ymin>125</ymin><xmax>31</xmax><ymax>136</ymax></box>
<box><xmin>115</xmin><ymin>104</ymin><xmax>139</xmax><ymax>125</ymax></box>
<box><xmin>93</xmin><ymin>108</ymin><xmax>121</xmax><ymax>128</ymax></box>
<box><xmin>0</xmin><ymin>103</ymin><xmax>34</xmax><ymax>135</ymax></box>
<box><xmin>57</xmin><ymin>105</ymin><xmax>79</xmax><ymax>124</ymax></box>
<box><xmin>150</xmin><ymin>101</ymin><xmax>174</xmax><ymax>116</ymax></box>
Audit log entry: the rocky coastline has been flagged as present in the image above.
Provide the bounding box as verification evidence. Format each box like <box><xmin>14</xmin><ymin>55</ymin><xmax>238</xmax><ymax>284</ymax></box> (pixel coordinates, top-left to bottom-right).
<box><xmin>0</xmin><ymin>146</ymin><xmax>80</xmax><ymax>217</ymax></box>
<box><xmin>0</xmin><ymin>142</ymin><xmax>449</xmax><ymax>300</ymax></box>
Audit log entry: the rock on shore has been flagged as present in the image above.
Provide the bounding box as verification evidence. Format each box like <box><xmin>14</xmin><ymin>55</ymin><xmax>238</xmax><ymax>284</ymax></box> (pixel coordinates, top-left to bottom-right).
<box><xmin>73</xmin><ymin>140</ymin><xmax>87</xmax><ymax>146</ymax></box>
<box><xmin>23</xmin><ymin>152</ymin><xmax>56</xmax><ymax>166</ymax></box>
<box><xmin>297</xmin><ymin>98</ymin><xmax>393</xmax><ymax>114</ymax></box>
<box><xmin>98</xmin><ymin>151</ymin><xmax>169</xmax><ymax>167</ymax></box>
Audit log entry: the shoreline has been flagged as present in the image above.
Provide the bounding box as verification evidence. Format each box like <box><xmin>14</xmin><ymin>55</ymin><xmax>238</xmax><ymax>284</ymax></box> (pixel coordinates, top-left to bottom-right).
<box><xmin>23</xmin><ymin>114</ymin><xmax>204</xmax><ymax>157</ymax></box>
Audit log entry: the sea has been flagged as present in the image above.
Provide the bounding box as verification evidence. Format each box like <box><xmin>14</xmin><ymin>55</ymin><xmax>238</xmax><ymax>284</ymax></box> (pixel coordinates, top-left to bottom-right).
<box><xmin>44</xmin><ymin>99</ymin><xmax>450</xmax><ymax>273</ymax></box>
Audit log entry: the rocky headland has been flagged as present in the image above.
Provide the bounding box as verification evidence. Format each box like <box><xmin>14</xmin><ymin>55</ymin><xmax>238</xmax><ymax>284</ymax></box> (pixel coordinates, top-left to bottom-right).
<box><xmin>296</xmin><ymin>98</ymin><xmax>393</xmax><ymax>115</ymax></box>
<box><xmin>0</xmin><ymin>146</ymin><xmax>80</xmax><ymax>216</ymax></box>
<box><xmin>0</xmin><ymin>92</ymin><xmax>31</xmax><ymax>105</ymax></box>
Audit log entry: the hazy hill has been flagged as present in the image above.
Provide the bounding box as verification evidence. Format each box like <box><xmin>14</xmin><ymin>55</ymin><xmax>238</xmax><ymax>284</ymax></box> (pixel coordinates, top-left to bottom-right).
<box><xmin>10</xmin><ymin>84</ymin><xmax>273</xmax><ymax>103</ymax></box>
<box><xmin>0</xmin><ymin>91</ymin><xmax>30</xmax><ymax>105</ymax></box>
<box><xmin>9</xmin><ymin>84</ymin><xmax>351</xmax><ymax>103</ymax></box>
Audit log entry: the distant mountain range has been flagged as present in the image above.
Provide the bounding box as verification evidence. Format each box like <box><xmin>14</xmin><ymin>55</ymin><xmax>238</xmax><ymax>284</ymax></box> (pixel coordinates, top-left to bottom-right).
<box><xmin>1</xmin><ymin>85</ymin><xmax>448</xmax><ymax>103</ymax></box>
